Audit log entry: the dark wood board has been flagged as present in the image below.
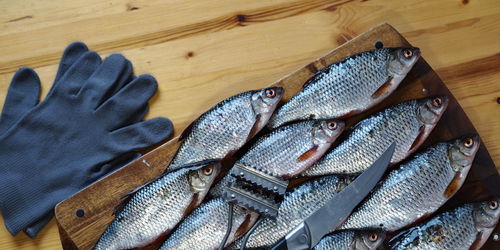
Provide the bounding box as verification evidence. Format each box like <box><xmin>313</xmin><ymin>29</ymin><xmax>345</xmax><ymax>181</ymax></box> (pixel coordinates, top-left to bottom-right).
<box><xmin>55</xmin><ymin>23</ymin><xmax>500</xmax><ymax>250</ymax></box>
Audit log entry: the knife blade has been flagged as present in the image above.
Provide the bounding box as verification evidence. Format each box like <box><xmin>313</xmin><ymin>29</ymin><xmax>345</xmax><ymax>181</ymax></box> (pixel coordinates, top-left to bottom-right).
<box><xmin>270</xmin><ymin>142</ymin><xmax>396</xmax><ymax>250</ymax></box>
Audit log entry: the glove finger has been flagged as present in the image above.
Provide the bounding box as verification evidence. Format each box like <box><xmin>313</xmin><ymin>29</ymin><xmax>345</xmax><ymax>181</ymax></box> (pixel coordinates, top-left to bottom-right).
<box><xmin>87</xmin><ymin>152</ymin><xmax>141</xmax><ymax>183</ymax></box>
<box><xmin>23</xmin><ymin>210</ymin><xmax>53</xmax><ymax>238</ymax></box>
<box><xmin>108</xmin><ymin>117</ymin><xmax>173</xmax><ymax>152</ymax></box>
<box><xmin>78</xmin><ymin>54</ymin><xmax>131</xmax><ymax>108</ymax></box>
<box><xmin>95</xmin><ymin>74</ymin><xmax>158</xmax><ymax>129</ymax></box>
<box><xmin>109</xmin><ymin>59</ymin><xmax>134</xmax><ymax>95</ymax></box>
<box><xmin>53</xmin><ymin>42</ymin><xmax>89</xmax><ymax>85</ymax></box>
<box><xmin>0</xmin><ymin>68</ymin><xmax>41</xmax><ymax>133</ymax></box>
<box><xmin>52</xmin><ymin>51</ymin><xmax>102</xmax><ymax>97</ymax></box>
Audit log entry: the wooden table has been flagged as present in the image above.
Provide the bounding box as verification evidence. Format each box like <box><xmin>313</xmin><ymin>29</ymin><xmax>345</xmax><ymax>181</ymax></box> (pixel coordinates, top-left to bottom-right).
<box><xmin>0</xmin><ymin>0</ymin><xmax>498</xmax><ymax>249</ymax></box>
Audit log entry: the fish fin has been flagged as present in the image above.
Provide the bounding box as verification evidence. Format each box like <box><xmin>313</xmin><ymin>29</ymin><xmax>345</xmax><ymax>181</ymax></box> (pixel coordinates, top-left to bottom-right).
<box><xmin>443</xmin><ymin>172</ymin><xmax>462</xmax><ymax>198</ymax></box>
<box><xmin>296</xmin><ymin>145</ymin><xmax>319</xmax><ymax>162</ymax></box>
<box><xmin>179</xmin><ymin>119</ymin><xmax>197</xmax><ymax>141</ymax></box>
<box><xmin>303</xmin><ymin>71</ymin><xmax>323</xmax><ymax>89</ymax></box>
<box><xmin>234</xmin><ymin>213</ymin><xmax>258</xmax><ymax>239</ymax></box>
<box><xmin>163</xmin><ymin>159</ymin><xmax>221</xmax><ymax>174</ymax></box>
<box><xmin>182</xmin><ymin>193</ymin><xmax>200</xmax><ymax>217</ymax></box>
<box><xmin>469</xmin><ymin>232</ymin><xmax>484</xmax><ymax>250</ymax></box>
<box><xmin>338</xmin><ymin>110</ymin><xmax>359</xmax><ymax>120</ymax></box>
<box><xmin>246</xmin><ymin>114</ymin><xmax>262</xmax><ymax>141</ymax></box>
<box><xmin>409</xmin><ymin>125</ymin><xmax>426</xmax><ymax>152</ymax></box>
<box><xmin>371</xmin><ymin>76</ymin><xmax>394</xmax><ymax>99</ymax></box>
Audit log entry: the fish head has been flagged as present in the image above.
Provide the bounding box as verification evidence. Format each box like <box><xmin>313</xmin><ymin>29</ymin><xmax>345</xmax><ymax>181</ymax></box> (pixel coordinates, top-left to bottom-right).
<box><xmin>251</xmin><ymin>87</ymin><xmax>284</xmax><ymax>119</ymax></box>
<box><xmin>189</xmin><ymin>161</ymin><xmax>222</xmax><ymax>192</ymax></box>
<box><xmin>474</xmin><ymin>198</ymin><xmax>500</xmax><ymax>229</ymax></box>
<box><xmin>448</xmin><ymin>134</ymin><xmax>480</xmax><ymax>173</ymax></box>
<box><xmin>353</xmin><ymin>230</ymin><xmax>387</xmax><ymax>250</ymax></box>
<box><xmin>387</xmin><ymin>47</ymin><xmax>420</xmax><ymax>77</ymax></box>
<box><xmin>312</xmin><ymin>119</ymin><xmax>345</xmax><ymax>145</ymax></box>
<box><xmin>417</xmin><ymin>95</ymin><xmax>449</xmax><ymax>125</ymax></box>
<box><xmin>441</xmin><ymin>135</ymin><xmax>480</xmax><ymax>199</ymax></box>
<box><xmin>472</xmin><ymin>198</ymin><xmax>500</xmax><ymax>249</ymax></box>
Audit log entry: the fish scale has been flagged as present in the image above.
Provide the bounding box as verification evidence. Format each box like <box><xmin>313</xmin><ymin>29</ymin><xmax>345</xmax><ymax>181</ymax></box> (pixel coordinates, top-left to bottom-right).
<box><xmin>268</xmin><ymin>47</ymin><xmax>420</xmax><ymax>129</ymax></box>
<box><xmin>228</xmin><ymin>176</ymin><xmax>351</xmax><ymax>249</ymax></box>
<box><xmin>338</xmin><ymin>136</ymin><xmax>480</xmax><ymax>232</ymax></box>
<box><xmin>94</xmin><ymin>162</ymin><xmax>220</xmax><ymax>250</ymax></box>
<box><xmin>389</xmin><ymin>199</ymin><xmax>500</xmax><ymax>250</ymax></box>
<box><xmin>301</xmin><ymin>96</ymin><xmax>448</xmax><ymax>177</ymax></box>
<box><xmin>169</xmin><ymin>87</ymin><xmax>283</xmax><ymax>171</ymax></box>
<box><xmin>159</xmin><ymin>197</ymin><xmax>259</xmax><ymax>250</ymax></box>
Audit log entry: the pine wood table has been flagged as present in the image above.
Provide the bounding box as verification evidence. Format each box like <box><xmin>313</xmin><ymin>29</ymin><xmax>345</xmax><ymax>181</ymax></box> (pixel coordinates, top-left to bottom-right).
<box><xmin>1</xmin><ymin>0</ymin><xmax>499</xmax><ymax>249</ymax></box>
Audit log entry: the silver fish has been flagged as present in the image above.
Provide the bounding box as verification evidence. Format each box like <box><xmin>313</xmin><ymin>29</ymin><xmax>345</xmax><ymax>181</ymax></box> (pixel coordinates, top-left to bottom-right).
<box><xmin>168</xmin><ymin>87</ymin><xmax>284</xmax><ymax>171</ymax></box>
<box><xmin>302</xmin><ymin>96</ymin><xmax>448</xmax><ymax>177</ymax></box>
<box><xmin>210</xmin><ymin>118</ymin><xmax>345</xmax><ymax>197</ymax></box>
<box><xmin>389</xmin><ymin>199</ymin><xmax>500</xmax><ymax>250</ymax></box>
<box><xmin>338</xmin><ymin>135</ymin><xmax>480</xmax><ymax>232</ymax></box>
<box><xmin>314</xmin><ymin>230</ymin><xmax>386</xmax><ymax>250</ymax></box>
<box><xmin>94</xmin><ymin>161</ymin><xmax>221</xmax><ymax>250</ymax></box>
<box><xmin>268</xmin><ymin>47</ymin><xmax>421</xmax><ymax>129</ymax></box>
<box><xmin>159</xmin><ymin>197</ymin><xmax>259</xmax><ymax>250</ymax></box>
<box><xmin>228</xmin><ymin>176</ymin><xmax>351</xmax><ymax>249</ymax></box>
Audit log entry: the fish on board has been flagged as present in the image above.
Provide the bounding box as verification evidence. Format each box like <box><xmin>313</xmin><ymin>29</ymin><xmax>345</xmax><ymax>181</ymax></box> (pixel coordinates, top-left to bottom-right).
<box><xmin>338</xmin><ymin>135</ymin><xmax>480</xmax><ymax>232</ymax></box>
<box><xmin>94</xmin><ymin>161</ymin><xmax>221</xmax><ymax>250</ymax></box>
<box><xmin>301</xmin><ymin>96</ymin><xmax>448</xmax><ymax>177</ymax></box>
<box><xmin>268</xmin><ymin>47</ymin><xmax>420</xmax><ymax>129</ymax></box>
<box><xmin>389</xmin><ymin>198</ymin><xmax>500</xmax><ymax>250</ymax></box>
<box><xmin>168</xmin><ymin>87</ymin><xmax>284</xmax><ymax>171</ymax></box>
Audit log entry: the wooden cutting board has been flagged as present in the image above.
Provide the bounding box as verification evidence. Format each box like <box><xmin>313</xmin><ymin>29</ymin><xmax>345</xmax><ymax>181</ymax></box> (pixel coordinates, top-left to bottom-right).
<box><xmin>55</xmin><ymin>23</ymin><xmax>500</xmax><ymax>250</ymax></box>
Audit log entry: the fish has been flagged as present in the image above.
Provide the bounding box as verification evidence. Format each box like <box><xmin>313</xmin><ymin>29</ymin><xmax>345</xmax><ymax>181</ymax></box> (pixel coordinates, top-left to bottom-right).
<box><xmin>93</xmin><ymin>161</ymin><xmax>221</xmax><ymax>250</ymax></box>
<box><xmin>338</xmin><ymin>135</ymin><xmax>480</xmax><ymax>232</ymax></box>
<box><xmin>159</xmin><ymin>197</ymin><xmax>259</xmax><ymax>250</ymax></box>
<box><xmin>209</xmin><ymin>118</ymin><xmax>345</xmax><ymax>197</ymax></box>
<box><xmin>389</xmin><ymin>198</ymin><xmax>500</xmax><ymax>250</ymax></box>
<box><xmin>227</xmin><ymin>175</ymin><xmax>352</xmax><ymax>249</ymax></box>
<box><xmin>268</xmin><ymin>47</ymin><xmax>421</xmax><ymax>129</ymax></box>
<box><xmin>168</xmin><ymin>87</ymin><xmax>284</xmax><ymax>171</ymax></box>
<box><xmin>301</xmin><ymin>96</ymin><xmax>448</xmax><ymax>177</ymax></box>
<box><xmin>314</xmin><ymin>230</ymin><xmax>386</xmax><ymax>250</ymax></box>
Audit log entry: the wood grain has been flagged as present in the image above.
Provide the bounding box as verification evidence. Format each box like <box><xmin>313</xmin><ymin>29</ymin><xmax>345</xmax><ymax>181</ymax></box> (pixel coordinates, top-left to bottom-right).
<box><xmin>0</xmin><ymin>0</ymin><xmax>499</xmax><ymax>249</ymax></box>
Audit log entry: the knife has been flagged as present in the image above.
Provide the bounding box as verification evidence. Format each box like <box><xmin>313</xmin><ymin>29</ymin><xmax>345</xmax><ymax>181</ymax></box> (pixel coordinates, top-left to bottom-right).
<box><xmin>270</xmin><ymin>142</ymin><xmax>396</xmax><ymax>250</ymax></box>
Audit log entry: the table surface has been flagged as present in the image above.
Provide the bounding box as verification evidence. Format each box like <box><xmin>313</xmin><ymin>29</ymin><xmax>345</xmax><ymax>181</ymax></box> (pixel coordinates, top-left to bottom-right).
<box><xmin>0</xmin><ymin>0</ymin><xmax>499</xmax><ymax>249</ymax></box>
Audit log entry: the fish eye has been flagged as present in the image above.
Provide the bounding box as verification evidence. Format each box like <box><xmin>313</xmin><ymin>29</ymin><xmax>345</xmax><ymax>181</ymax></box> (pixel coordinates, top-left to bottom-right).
<box><xmin>489</xmin><ymin>200</ymin><xmax>498</xmax><ymax>210</ymax></box>
<box><xmin>463</xmin><ymin>138</ymin><xmax>474</xmax><ymax>148</ymax></box>
<box><xmin>327</xmin><ymin>121</ymin><xmax>337</xmax><ymax>130</ymax></box>
<box><xmin>201</xmin><ymin>166</ymin><xmax>213</xmax><ymax>176</ymax></box>
<box><xmin>265</xmin><ymin>88</ymin><xmax>276</xmax><ymax>98</ymax></box>
<box><xmin>368</xmin><ymin>233</ymin><xmax>378</xmax><ymax>242</ymax></box>
<box><xmin>403</xmin><ymin>49</ymin><xmax>413</xmax><ymax>59</ymax></box>
<box><xmin>432</xmin><ymin>97</ymin><xmax>442</xmax><ymax>107</ymax></box>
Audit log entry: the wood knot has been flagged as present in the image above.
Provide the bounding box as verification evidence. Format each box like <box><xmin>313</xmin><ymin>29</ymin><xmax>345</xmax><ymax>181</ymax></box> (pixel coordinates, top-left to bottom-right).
<box><xmin>127</xmin><ymin>3</ymin><xmax>140</xmax><ymax>11</ymax></box>
<box><xmin>185</xmin><ymin>51</ymin><xmax>195</xmax><ymax>59</ymax></box>
<box><xmin>462</xmin><ymin>0</ymin><xmax>469</xmax><ymax>5</ymax></box>
<box><xmin>236</xmin><ymin>14</ymin><xmax>246</xmax><ymax>23</ymax></box>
